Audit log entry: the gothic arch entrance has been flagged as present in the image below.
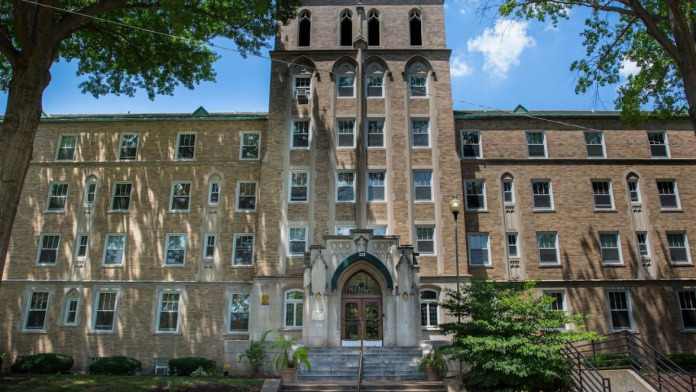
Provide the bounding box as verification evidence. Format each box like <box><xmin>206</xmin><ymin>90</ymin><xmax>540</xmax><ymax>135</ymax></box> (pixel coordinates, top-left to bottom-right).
<box><xmin>341</xmin><ymin>271</ymin><xmax>383</xmax><ymax>347</ymax></box>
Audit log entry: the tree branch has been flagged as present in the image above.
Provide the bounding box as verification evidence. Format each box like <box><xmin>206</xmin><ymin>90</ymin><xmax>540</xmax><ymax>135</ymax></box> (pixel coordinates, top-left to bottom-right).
<box><xmin>516</xmin><ymin>0</ymin><xmax>635</xmax><ymax>16</ymax></box>
<box><xmin>622</xmin><ymin>0</ymin><xmax>680</xmax><ymax>60</ymax></box>
<box><xmin>0</xmin><ymin>24</ymin><xmax>18</xmax><ymax>65</ymax></box>
<box><xmin>51</xmin><ymin>0</ymin><xmax>133</xmax><ymax>43</ymax></box>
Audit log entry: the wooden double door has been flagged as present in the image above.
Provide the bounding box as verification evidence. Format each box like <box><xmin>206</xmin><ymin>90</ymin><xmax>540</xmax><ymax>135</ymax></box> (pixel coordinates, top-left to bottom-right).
<box><xmin>341</xmin><ymin>271</ymin><xmax>383</xmax><ymax>344</ymax></box>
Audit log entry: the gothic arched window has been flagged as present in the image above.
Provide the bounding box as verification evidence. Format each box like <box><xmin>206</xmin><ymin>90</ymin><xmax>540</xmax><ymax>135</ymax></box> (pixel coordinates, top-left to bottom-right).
<box><xmin>407</xmin><ymin>61</ymin><xmax>429</xmax><ymax>97</ymax></box>
<box><xmin>336</xmin><ymin>63</ymin><xmax>356</xmax><ymax>97</ymax></box>
<box><xmin>366</xmin><ymin>63</ymin><xmax>385</xmax><ymax>98</ymax></box>
<box><xmin>368</xmin><ymin>9</ymin><xmax>380</xmax><ymax>46</ymax></box>
<box><xmin>409</xmin><ymin>9</ymin><xmax>422</xmax><ymax>46</ymax></box>
<box><xmin>340</xmin><ymin>9</ymin><xmax>353</xmax><ymax>46</ymax></box>
<box><xmin>298</xmin><ymin>10</ymin><xmax>311</xmax><ymax>47</ymax></box>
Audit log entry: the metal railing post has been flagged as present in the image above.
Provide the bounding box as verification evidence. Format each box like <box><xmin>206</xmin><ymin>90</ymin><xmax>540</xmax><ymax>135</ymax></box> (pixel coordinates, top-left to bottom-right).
<box><xmin>690</xmin><ymin>375</ymin><xmax>696</xmax><ymax>392</ymax></box>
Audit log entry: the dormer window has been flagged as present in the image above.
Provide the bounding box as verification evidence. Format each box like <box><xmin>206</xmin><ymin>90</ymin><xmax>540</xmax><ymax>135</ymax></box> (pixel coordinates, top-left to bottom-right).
<box><xmin>368</xmin><ymin>10</ymin><xmax>380</xmax><ymax>46</ymax></box>
<box><xmin>298</xmin><ymin>10</ymin><xmax>311</xmax><ymax>47</ymax></box>
<box><xmin>409</xmin><ymin>9</ymin><xmax>422</xmax><ymax>46</ymax></box>
<box><xmin>340</xmin><ymin>9</ymin><xmax>352</xmax><ymax>46</ymax></box>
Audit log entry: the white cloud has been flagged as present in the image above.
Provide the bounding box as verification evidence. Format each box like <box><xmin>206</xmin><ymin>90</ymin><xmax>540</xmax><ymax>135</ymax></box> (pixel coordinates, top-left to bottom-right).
<box><xmin>467</xmin><ymin>19</ymin><xmax>536</xmax><ymax>78</ymax></box>
<box><xmin>451</xmin><ymin>55</ymin><xmax>473</xmax><ymax>78</ymax></box>
<box><xmin>620</xmin><ymin>59</ymin><xmax>640</xmax><ymax>78</ymax></box>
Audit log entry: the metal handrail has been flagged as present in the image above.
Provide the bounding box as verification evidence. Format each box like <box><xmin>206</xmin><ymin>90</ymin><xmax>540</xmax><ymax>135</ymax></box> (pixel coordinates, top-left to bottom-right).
<box><xmin>357</xmin><ymin>317</ymin><xmax>364</xmax><ymax>392</ymax></box>
<box><xmin>562</xmin><ymin>341</ymin><xmax>612</xmax><ymax>392</ymax></box>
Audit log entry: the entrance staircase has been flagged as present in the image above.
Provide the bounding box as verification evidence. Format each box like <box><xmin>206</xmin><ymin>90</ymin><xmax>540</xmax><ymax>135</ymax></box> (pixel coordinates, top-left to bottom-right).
<box><xmin>280</xmin><ymin>381</ymin><xmax>446</xmax><ymax>392</ymax></box>
<box><xmin>297</xmin><ymin>347</ymin><xmax>426</xmax><ymax>381</ymax></box>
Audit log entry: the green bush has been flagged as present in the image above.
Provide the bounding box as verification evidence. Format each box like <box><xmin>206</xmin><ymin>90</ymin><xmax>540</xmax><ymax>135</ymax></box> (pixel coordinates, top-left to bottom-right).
<box><xmin>168</xmin><ymin>357</ymin><xmax>216</xmax><ymax>376</ymax></box>
<box><xmin>588</xmin><ymin>353</ymin><xmax>631</xmax><ymax>368</ymax></box>
<box><xmin>668</xmin><ymin>353</ymin><xmax>696</xmax><ymax>372</ymax></box>
<box><xmin>88</xmin><ymin>356</ymin><xmax>142</xmax><ymax>375</ymax></box>
<box><xmin>11</xmin><ymin>353</ymin><xmax>73</xmax><ymax>374</ymax></box>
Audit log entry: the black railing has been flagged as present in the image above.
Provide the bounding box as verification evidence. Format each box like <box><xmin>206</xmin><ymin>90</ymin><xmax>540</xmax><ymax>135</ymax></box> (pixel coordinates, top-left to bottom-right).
<box><xmin>562</xmin><ymin>342</ymin><xmax>612</xmax><ymax>392</ymax></box>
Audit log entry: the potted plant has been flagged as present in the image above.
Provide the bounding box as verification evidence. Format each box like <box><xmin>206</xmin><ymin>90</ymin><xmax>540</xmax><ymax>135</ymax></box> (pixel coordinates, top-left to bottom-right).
<box><xmin>273</xmin><ymin>335</ymin><xmax>311</xmax><ymax>383</ymax></box>
<box><xmin>239</xmin><ymin>330</ymin><xmax>271</xmax><ymax>376</ymax></box>
<box><xmin>419</xmin><ymin>348</ymin><xmax>448</xmax><ymax>381</ymax></box>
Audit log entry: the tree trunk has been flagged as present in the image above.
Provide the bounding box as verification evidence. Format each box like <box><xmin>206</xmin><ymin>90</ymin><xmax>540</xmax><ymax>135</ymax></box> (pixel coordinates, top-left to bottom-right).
<box><xmin>678</xmin><ymin>65</ymin><xmax>696</xmax><ymax>132</ymax></box>
<box><xmin>0</xmin><ymin>62</ymin><xmax>51</xmax><ymax>279</ymax></box>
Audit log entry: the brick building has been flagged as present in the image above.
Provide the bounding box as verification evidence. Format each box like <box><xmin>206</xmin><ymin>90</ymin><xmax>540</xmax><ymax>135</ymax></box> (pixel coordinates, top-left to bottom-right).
<box><xmin>1</xmin><ymin>0</ymin><xmax>695</xmax><ymax>373</ymax></box>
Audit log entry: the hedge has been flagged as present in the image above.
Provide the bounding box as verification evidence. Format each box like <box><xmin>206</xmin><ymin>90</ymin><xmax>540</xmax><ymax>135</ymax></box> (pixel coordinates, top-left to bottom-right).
<box><xmin>168</xmin><ymin>357</ymin><xmax>216</xmax><ymax>376</ymax></box>
<box><xmin>11</xmin><ymin>353</ymin><xmax>73</xmax><ymax>374</ymax></box>
<box><xmin>88</xmin><ymin>356</ymin><xmax>142</xmax><ymax>375</ymax></box>
<box><xmin>668</xmin><ymin>353</ymin><xmax>696</xmax><ymax>372</ymax></box>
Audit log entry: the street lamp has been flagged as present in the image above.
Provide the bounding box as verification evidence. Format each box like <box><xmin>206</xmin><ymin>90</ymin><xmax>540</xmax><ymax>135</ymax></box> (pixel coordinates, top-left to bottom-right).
<box><xmin>449</xmin><ymin>197</ymin><xmax>463</xmax><ymax>385</ymax></box>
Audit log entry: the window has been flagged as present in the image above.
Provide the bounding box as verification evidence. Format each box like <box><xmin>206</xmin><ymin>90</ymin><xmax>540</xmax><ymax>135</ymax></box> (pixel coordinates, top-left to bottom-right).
<box><xmin>56</xmin><ymin>135</ymin><xmax>77</xmax><ymax>161</ymax></box>
<box><xmin>409</xmin><ymin>9</ymin><xmax>422</xmax><ymax>46</ymax></box>
<box><xmin>164</xmin><ymin>234</ymin><xmax>186</xmax><ymax>266</ymax></box>
<box><xmin>584</xmin><ymin>132</ymin><xmax>605</xmax><ymax>158</ymax></box>
<box><xmin>236</xmin><ymin>182</ymin><xmax>257</xmax><ymax>211</ymax></box>
<box><xmin>368</xmin><ymin>171</ymin><xmax>386</xmax><ymax>202</ymax></box>
<box><xmin>411</xmin><ymin>118</ymin><xmax>430</xmax><ymax>147</ymax></box>
<box><xmin>229</xmin><ymin>293</ymin><xmax>250</xmax><ymax>332</ymax></box>
<box><xmin>233</xmin><ymin>234</ymin><xmax>255</xmax><ymax>266</ymax></box>
<box><xmin>284</xmin><ymin>290</ymin><xmax>304</xmax><ymax>328</ymax></box>
<box><xmin>627</xmin><ymin>176</ymin><xmax>641</xmax><ymax>205</ymax></box>
<box><xmin>339</xmin><ymin>9</ymin><xmax>352</xmax><ymax>46</ymax></box>
<box><xmin>599</xmin><ymin>232</ymin><xmax>622</xmax><ymax>265</ymax></box>
<box><xmin>75</xmin><ymin>234</ymin><xmax>89</xmax><ymax>260</ymax></box>
<box><xmin>118</xmin><ymin>134</ymin><xmax>139</xmax><ymax>160</ymax></box>
<box><xmin>420</xmin><ymin>290</ymin><xmax>439</xmax><ymax>328</ymax></box>
<box><xmin>335</xmin><ymin>225</ymin><xmax>355</xmax><ymax>236</ymax></box>
<box><xmin>240</xmin><ymin>132</ymin><xmax>260</xmax><ymax>160</ymax></box>
<box><xmin>156</xmin><ymin>291</ymin><xmax>180</xmax><ymax>333</ymax></box>
<box><xmin>337</xmin><ymin>119</ymin><xmax>356</xmax><ymax>148</ymax></box>
<box><xmin>103</xmin><ymin>234</ymin><xmax>126</xmax><ymax>266</ymax></box>
<box><xmin>468</xmin><ymin>233</ymin><xmax>491</xmax><ymax>266</ymax></box>
<box><xmin>544</xmin><ymin>290</ymin><xmax>566</xmax><ymax>312</ymax></box>
<box><xmin>62</xmin><ymin>294</ymin><xmax>80</xmax><ymax>326</ymax></box>
<box><xmin>290</xmin><ymin>171</ymin><xmax>309</xmax><ymax>202</ymax></box>
<box><xmin>208</xmin><ymin>179</ymin><xmax>220</xmax><ymax>206</ymax></box>
<box><xmin>291</xmin><ymin>120</ymin><xmax>310</xmax><ymax>149</ymax></box>
<box><xmin>648</xmin><ymin>131</ymin><xmax>669</xmax><ymax>158</ymax></box>
<box><xmin>678</xmin><ymin>290</ymin><xmax>696</xmax><ymax>330</ymax></box>
<box><xmin>110</xmin><ymin>182</ymin><xmax>132</xmax><ymax>211</ymax></box>
<box><xmin>336</xmin><ymin>172</ymin><xmax>355</xmax><ymax>202</ymax></box>
<box><xmin>203</xmin><ymin>234</ymin><xmax>216</xmax><ymax>260</ymax></box>
<box><xmin>288</xmin><ymin>226</ymin><xmax>307</xmax><ymax>256</ymax></box>
<box><xmin>592</xmin><ymin>180</ymin><xmax>614</xmax><ymax>210</ymax></box>
<box><xmin>47</xmin><ymin>183</ymin><xmax>68</xmax><ymax>212</ymax></box>
<box><xmin>607</xmin><ymin>289</ymin><xmax>632</xmax><ymax>331</ymax></box>
<box><xmin>37</xmin><ymin>234</ymin><xmax>60</xmax><ymax>265</ymax></box>
<box><xmin>369</xmin><ymin>225</ymin><xmax>387</xmax><ymax>236</ymax></box>
<box><xmin>367</xmin><ymin>119</ymin><xmax>384</xmax><ymax>147</ymax></box>
<box><xmin>464</xmin><ymin>180</ymin><xmax>486</xmax><ymax>211</ymax></box>
<box><xmin>25</xmin><ymin>291</ymin><xmax>50</xmax><ymax>330</ymax></box>
<box><xmin>416</xmin><ymin>226</ymin><xmax>435</xmax><ymax>255</ymax></box>
<box><xmin>294</xmin><ymin>75</ymin><xmax>311</xmax><ymax>103</ymax></box>
<box><xmin>367</xmin><ymin>9</ymin><xmax>380</xmax><ymax>46</ymax></box>
<box><xmin>636</xmin><ymin>232</ymin><xmax>650</xmax><ymax>260</ymax></box>
<box><xmin>154</xmin><ymin>358</ymin><xmax>170</xmax><ymax>376</ymax></box>
<box><xmin>176</xmin><ymin>133</ymin><xmax>196</xmax><ymax>160</ymax></box>
<box><xmin>84</xmin><ymin>177</ymin><xmax>97</xmax><ymax>208</ymax></box>
<box><xmin>506</xmin><ymin>232</ymin><xmax>519</xmax><ymax>258</ymax></box>
<box><xmin>413</xmin><ymin>170</ymin><xmax>433</xmax><ymax>201</ymax></box>
<box><xmin>657</xmin><ymin>180</ymin><xmax>680</xmax><ymax>209</ymax></box>
<box><xmin>502</xmin><ymin>176</ymin><xmax>515</xmax><ymax>205</ymax></box>
<box><xmin>336</xmin><ymin>63</ymin><xmax>355</xmax><ymax>97</ymax></box>
<box><xmin>93</xmin><ymin>290</ymin><xmax>118</xmax><ymax>331</ymax></box>
<box><xmin>526</xmin><ymin>131</ymin><xmax>547</xmax><ymax>158</ymax></box>
<box><xmin>408</xmin><ymin>62</ymin><xmax>428</xmax><ymax>97</ymax></box>
<box><xmin>170</xmin><ymin>182</ymin><xmax>191</xmax><ymax>211</ymax></box>
<box><xmin>537</xmin><ymin>232</ymin><xmax>559</xmax><ymax>265</ymax></box>
<box><xmin>460</xmin><ymin>130</ymin><xmax>481</xmax><ymax>158</ymax></box>
<box><xmin>532</xmin><ymin>180</ymin><xmax>553</xmax><ymax>210</ymax></box>
<box><xmin>298</xmin><ymin>10</ymin><xmax>311</xmax><ymax>47</ymax></box>
<box><xmin>366</xmin><ymin>65</ymin><xmax>384</xmax><ymax>98</ymax></box>
<box><xmin>667</xmin><ymin>232</ymin><xmax>691</xmax><ymax>264</ymax></box>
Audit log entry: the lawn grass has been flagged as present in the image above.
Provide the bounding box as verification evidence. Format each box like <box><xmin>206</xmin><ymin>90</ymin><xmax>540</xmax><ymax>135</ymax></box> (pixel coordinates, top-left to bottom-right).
<box><xmin>0</xmin><ymin>375</ymin><xmax>264</xmax><ymax>392</ymax></box>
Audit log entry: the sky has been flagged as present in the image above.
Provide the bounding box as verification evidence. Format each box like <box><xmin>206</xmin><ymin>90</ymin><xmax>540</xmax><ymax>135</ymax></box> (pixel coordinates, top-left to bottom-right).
<box><xmin>0</xmin><ymin>1</ymin><xmax>638</xmax><ymax>115</ymax></box>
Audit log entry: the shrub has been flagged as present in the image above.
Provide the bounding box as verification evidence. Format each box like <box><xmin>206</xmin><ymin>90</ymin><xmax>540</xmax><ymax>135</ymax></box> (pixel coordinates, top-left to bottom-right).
<box><xmin>668</xmin><ymin>353</ymin><xmax>696</xmax><ymax>372</ymax></box>
<box><xmin>588</xmin><ymin>353</ymin><xmax>631</xmax><ymax>368</ymax></box>
<box><xmin>239</xmin><ymin>330</ymin><xmax>271</xmax><ymax>375</ymax></box>
<box><xmin>88</xmin><ymin>356</ymin><xmax>142</xmax><ymax>375</ymax></box>
<box><xmin>169</xmin><ymin>357</ymin><xmax>216</xmax><ymax>376</ymax></box>
<box><xmin>11</xmin><ymin>353</ymin><xmax>73</xmax><ymax>374</ymax></box>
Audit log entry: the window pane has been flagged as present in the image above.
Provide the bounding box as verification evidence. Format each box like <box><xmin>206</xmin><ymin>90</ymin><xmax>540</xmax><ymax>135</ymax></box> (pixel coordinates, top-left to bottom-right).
<box><xmin>230</xmin><ymin>294</ymin><xmax>250</xmax><ymax>331</ymax></box>
<box><xmin>177</xmin><ymin>134</ymin><xmax>196</xmax><ymax>159</ymax></box>
<box><xmin>119</xmin><ymin>134</ymin><xmax>139</xmax><ymax>160</ymax></box>
<box><xmin>292</xmin><ymin>121</ymin><xmax>310</xmax><ymax>148</ymax></box>
<box><xmin>234</xmin><ymin>235</ymin><xmax>254</xmax><ymax>265</ymax></box>
<box><xmin>104</xmin><ymin>235</ymin><xmax>125</xmax><ymax>265</ymax></box>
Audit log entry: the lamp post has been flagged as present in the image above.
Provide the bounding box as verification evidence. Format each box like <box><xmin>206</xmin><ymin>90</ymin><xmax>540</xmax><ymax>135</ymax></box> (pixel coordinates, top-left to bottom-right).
<box><xmin>449</xmin><ymin>197</ymin><xmax>462</xmax><ymax>386</ymax></box>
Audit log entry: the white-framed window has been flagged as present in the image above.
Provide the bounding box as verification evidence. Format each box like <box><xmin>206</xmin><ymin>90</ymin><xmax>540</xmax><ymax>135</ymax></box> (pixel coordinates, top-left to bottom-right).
<box><xmin>526</xmin><ymin>131</ymin><xmax>547</xmax><ymax>158</ymax></box>
<box><xmin>335</xmin><ymin>225</ymin><xmax>356</xmax><ymax>236</ymax></box>
<box><xmin>228</xmin><ymin>292</ymin><xmax>250</xmax><ymax>332</ymax></box>
<box><xmin>83</xmin><ymin>177</ymin><xmax>98</xmax><ymax>208</ymax></box>
<box><xmin>368</xmin><ymin>170</ymin><xmax>386</xmax><ymax>202</ymax></box>
<box><xmin>164</xmin><ymin>234</ymin><xmax>186</xmax><ymax>266</ymax></box>
<box><xmin>678</xmin><ymin>289</ymin><xmax>696</xmax><ymax>330</ymax></box>
<box><xmin>75</xmin><ymin>234</ymin><xmax>89</xmax><ymax>260</ymax></box>
<box><xmin>288</xmin><ymin>226</ymin><xmax>307</xmax><ymax>256</ymax></box>
<box><xmin>203</xmin><ymin>234</ymin><xmax>216</xmax><ymax>260</ymax></box>
<box><xmin>413</xmin><ymin>169</ymin><xmax>433</xmax><ymax>202</ymax></box>
<box><xmin>93</xmin><ymin>289</ymin><xmax>119</xmax><ymax>332</ymax></box>
<box><xmin>208</xmin><ymin>178</ymin><xmax>221</xmax><ymax>206</ymax></box>
<box><xmin>506</xmin><ymin>232</ymin><xmax>519</xmax><ymax>258</ymax></box>
<box><xmin>366</xmin><ymin>64</ymin><xmax>384</xmax><ymax>98</ymax></box>
<box><xmin>636</xmin><ymin>231</ymin><xmax>650</xmax><ymax>260</ymax></box>
<box><xmin>667</xmin><ymin>232</ymin><xmax>691</xmax><ymax>264</ymax></box>
<box><xmin>592</xmin><ymin>180</ymin><xmax>614</xmax><ymax>210</ymax></box>
<box><xmin>118</xmin><ymin>133</ymin><xmax>139</xmax><ymax>160</ymax></box>
<box><xmin>24</xmin><ymin>291</ymin><xmax>50</xmax><ymax>331</ymax></box>
<box><xmin>284</xmin><ymin>289</ymin><xmax>304</xmax><ymax>329</ymax></box>
<box><xmin>169</xmin><ymin>182</ymin><xmax>192</xmax><ymax>211</ymax></box>
<box><xmin>648</xmin><ymin>131</ymin><xmax>669</xmax><ymax>158</ymax></box>
<box><xmin>62</xmin><ymin>293</ymin><xmax>80</xmax><ymax>326</ymax></box>
<box><xmin>468</xmin><ymin>233</ymin><xmax>491</xmax><ymax>267</ymax></box>
<box><xmin>369</xmin><ymin>225</ymin><xmax>388</xmax><ymax>236</ymax></box>
<box><xmin>154</xmin><ymin>358</ymin><xmax>170</xmax><ymax>376</ymax></box>
<box><xmin>176</xmin><ymin>133</ymin><xmax>196</xmax><ymax>160</ymax></box>
<box><xmin>460</xmin><ymin>130</ymin><xmax>481</xmax><ymax>158</ymax></box>
<box><xmin>236</xmin><ymin>181</ymin><xmax>257</xmax><ymax>212</ymax></box>
<box><xmin>110</xmin><ymin>182</ymin><xmax>132</xmax><ymax>211</ymax></box>
<box><xmin>291</xmin><ymin>120</ymin><xmax>310</xmax><ymax>149</ymax></box>
<box><xmin>56</xmin><ymin>135</ymin><xmax>78</xmax><ymax>161</ymax></box>
<box><xmin>233</xmin><ymin>234</ymin><xmax>255</xmax><ymax>266</ymax></box>
<box><xmin>156</xmin><ymin>290</ymin><xmax>181</xmax><ymax>333</ymax></box>
<box><xmin>408</xmin><ymin>62</ymin><xmax>428</xmax><ymax>97</ymax></box>
<box><xmin>415</xmin><ymin>225</ymin><xmax>435</xmax><ymax>255</ymax></box>
<box><xmin>102</xmin><ymin>234</ymin><xmax>126</xmax><ymax>266</ymax></box>
<box><xmin>627</xmin><ymin>175</ymin><xmax>641</xmax><ymax>205</ymax></box>
<box><xmin>532</xmin><ymin>180</ymin><xmax>553</xmax><ymax>210</ymax></box>
<box><xmin>584</xmin><ymin>131</ymin><xmax>605</xmax><ymax>158</ymax></box>
<box><xmin>47</xmin><ymin>182</ymin><xmax>69</xmax><ymax>212</ymax></box>
<box><xmin>599</xmin><ymin>232</ymin><xmax>623</xmax><ymax>265</ymax></box>
<box><xmin>289</xmin><ymin>171</ymin><xmax>309</xmax><ymax>203</ymax></box>
<box><xmin>240</xmin><ymin>132</ymin><xmax>260</xmax><ymax>160</ymax></box>
<box><xmin>543</xmin><ymin>290</ymin><xmax>566</xmax><ymax>312</ymax></box>
<box><xmin>502</xmin><ymin>176</ymin><xmax>515</xmax><ymax>206</ymax></box>
<box><xmin>367</xmin><ymin>119</ymin><xmax>384</xmax><ymax>148</ymax></box>
<box><xmin>464</xmin><ymin>180</ymin><xmax>486</xmax><ymax>211</ymax></box>
<box><xmin>657</xmin><ymin>180</ymin><xmax>681</xmax><ymax>210</ymax></box>
<box><xmin>294</xmin><ymin>75</ymin><xmax>312</xmax><ymax>102</ymax></box>
<box><xmin>411</xmin><ymin>118</ymin><xmax>430</xmax><ymax>147</ymax></box>
<box><xmin>336</xmin><ymin>171</ymin><xmax>355</xmax><ymax>202</ymax></box>
<box><xmin>537</xmin><ymin>232</ymin><xmax>560</xmax><ymax>265</ymax></box>
<box><xmin>336</xmin><ymin>63</ymin><xmax>356</xmax><ymax>98</ymax></box>
<box><xmin>336</xmin><ymin>119</ymin><xmax>356</xmax><ymax>148</ymax></box>
<box><xmin>606</xmin><ymin>289</ymin><xmax>633</xmax><ymax>331</ymax></box>
<box><xmin>36</xmin><ymin>234</ymin><xmax>60</xmax><ymax>265</ymax></box>
<box><xmin>420</xmin><ymin>289</ymin><xmax>439</xmax><ymax>328</ymax></box>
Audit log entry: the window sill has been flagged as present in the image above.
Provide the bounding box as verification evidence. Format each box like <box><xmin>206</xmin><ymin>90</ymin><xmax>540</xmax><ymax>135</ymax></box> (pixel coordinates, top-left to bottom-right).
<box><xmin>289</xmin><ymin>200</ymin><xmax>309</xmax><ymax>204</ymax></box>
<box><xmin>235</xmin><ymin>210</ymin><xmax>257</xmax><ymax>213</ymax></box>
<box><xmin>44</xmin><ymin>210</ymin><xmax>66</xmax><ymax>214</ymax></box>
<box><xmin>167</xmin><ymin>210</ymin><xmax>191</xmax><ymax>214</ymax></box>
<box><xmin>418</xmin><ymin>253</ymin><xmax>437</xmax><ymax>257</ymax></box>
<box><xmin>88</xmin><ymin>330</ymin><xmax>116</xmax><ymax>335</ymax></box>
<box><xmin>414</xmin><ymin>200</ymin><xmax>434</xmax><ymax>204</ymax></box>
<box><xmin>593</xmin><ymin>209</ymin><xmax>617</xmax><ymax>213</ymax></box>
<box><xmin>469</xmin><ymin>264</ymin><xmax>493</xmax><ymax>269</ymax></box>
<box><xmin>280</xmin><ymin>327</ymin><xmax>303</xmax><ymax>332</ymax></box>
<box><xmin>661</xmin><ymin>208</ymin><xmax>684</xmax><ymax>213</ymax></box>
<box><xmin>336</xmin><ymin>96</ymin><xmax>356</xmax><ymax>100</ymax></box>
<box><xmin>412</xmin><ymin>146</ymin><xmax>432</xmax><ymax>150</ymax></box>
<box><xmin>231</xmin><ymin>264</ymin><xmax>255</xmax><ymax>268</ymax></box>
<box><xmin>107</xmin><ymin>210</ymin><xmax>130</xmax><ymax>214</ymax></box>
<box><xmin>367</xmin><ymin>201</ymin><xmax>387</xmax><ymax>205</ymax></box>
<box><xmin>225</xmin><ymin>331</ymin><xmax>249</xmax><ymax>337</ymax></box>
<box><xmin>336</xmin><ymin>146</ymin><xmax>356</xmax><ymax>150</ymax></box>
<box><xmin>154</xmin><ymin>331</ymin><xmax>182</xmax><ymax>336</ymax></box>
<box><xmin>465</xmin><ymin>209</ymin><xmax>488</xmax><ymax>213</ymax></box>
<box><xmin>422</xmin><ymin>326</ymin><xmax>442</xmax><ymax>332</ymax></box>
<box><xmin>21</xmin><ymin>329</ymin><xmax>48</xmax><ymax>334</ymax></box>
<box><xmin>101</xmin><ymin>265</ymin><xmax>124</xmax><ymax>269</ymax></box>
<box><xmin>538</xmin><ymin>263</ymin><xmax>562</xmax><ymax>268</ymax></box>
<box><xmin>174</xmin><ymin>158</ymin><xmax>196</xmax><ymax>162</ymax></box>
<box><xmin>336</xmin><ymin>201</ymin><xmax>356</xmax><ymax>204</ymax></box>
<box><xmin>680</xmin><ymin>329</ymin><xmax>696</xmax><ymax>334</ymax></box>
<box><xmin>533</xmin><ymin>209</ymin><xmax>556</xmax><ymax>213</ymax></box>
<box><xmin>35</xmin><ymin>263</ymin><xmax>57</xmax><ymax>267</ymax></box>
<box><xmin>367</xmin><ymin>146</ymin><xmax>386</xmax><ymax>150</ymax></box>
<box><xmin>409</xmin><ymin>96</ymin><xmax>429</xmax><ymax>100</ymax></box>
<box><xmin>162</xmin><ymin>264</ymin><xmax>186</xmax><ymax>268</ymax></box>
<box><xmin>601</xmin><ymin>263</ymin><xmax>625</xmax><ymax>267</ymax></box>
<box><xmin>290</xmin><ymin>147</ymin><xmax>311</xmax><ymax>151</ymax></box>
<box><xmin>670</xmin><ymin>262</ymin><xmax>694</xmax><ymax>267</ymax></box>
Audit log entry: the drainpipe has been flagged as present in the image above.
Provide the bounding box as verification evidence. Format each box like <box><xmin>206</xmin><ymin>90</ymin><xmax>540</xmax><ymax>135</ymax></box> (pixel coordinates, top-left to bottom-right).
<box><xmin>355</xmin><ymin>6</ymin><xmax>368</xmax><ymax>229</ymax></box>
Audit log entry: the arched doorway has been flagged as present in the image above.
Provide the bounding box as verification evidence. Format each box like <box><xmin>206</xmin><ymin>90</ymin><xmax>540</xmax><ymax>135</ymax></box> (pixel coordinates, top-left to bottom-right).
<box><xmin>341</xmin><ymin>271</ymin><xmax>383</xmax><ymax>346</ymax></box>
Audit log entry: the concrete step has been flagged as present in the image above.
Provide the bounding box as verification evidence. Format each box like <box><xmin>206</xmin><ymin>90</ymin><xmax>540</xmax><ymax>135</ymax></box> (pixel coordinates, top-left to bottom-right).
<box><xmin>281</xmin><ymin>381</ymin><xmax>446</xmax><ymax>392</ymax></box>
<box><xmin>299</xmin><ymin>347</ymin><xmax>426</xmax><ymax>381</ymax></box>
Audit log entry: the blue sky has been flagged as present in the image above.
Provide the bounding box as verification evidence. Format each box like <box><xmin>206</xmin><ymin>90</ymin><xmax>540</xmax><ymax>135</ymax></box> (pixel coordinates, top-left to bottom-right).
<box><xmin>0</xmin><ymin>2</ymin><xmax>633</xmax><ymax>115</ymax></box>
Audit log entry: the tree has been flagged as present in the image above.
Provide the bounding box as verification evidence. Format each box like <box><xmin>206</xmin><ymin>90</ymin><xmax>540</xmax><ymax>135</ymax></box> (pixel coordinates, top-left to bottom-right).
<box><xmin>441</xmin><ymin>280</ymin><xmax>598</xmax><ymax>392</ymax></box>
<box><xmin>497</xmin><ymin>0</ymin><xmax>696</xmax><ymax>128</ymax></box>
<box><xmin>0</xmin><ymin>0</ymin><xmax>298</xmax><ymax>276</ymax></box>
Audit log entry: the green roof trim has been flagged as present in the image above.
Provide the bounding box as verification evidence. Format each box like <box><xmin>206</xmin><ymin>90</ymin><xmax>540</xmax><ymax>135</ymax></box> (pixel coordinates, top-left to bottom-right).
<box><xmin>453</xmin><ymin>110</ymin><xmax>690</xmax><ymax>120</ymax></box>
<box><xmin>22</xmin><ymin>112</ymin><xmax>268</xmax><ymax>123</ymax></box>
<box><xmin>192</xmin><ymin>106</ymin><xmax>209</xmax><ymax>117</ymax></box>
<box><xmin>513</xmin><ymin>104</ymin><xmax>528</xmax><ymax>113</ymax></box>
